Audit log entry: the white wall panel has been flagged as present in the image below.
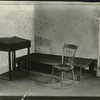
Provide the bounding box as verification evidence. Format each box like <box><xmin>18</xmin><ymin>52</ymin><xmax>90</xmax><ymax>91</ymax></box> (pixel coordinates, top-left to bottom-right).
<box><xmin>0</xmin><ymin>5</ymin><xmax>35</xmax><ymax>70</ymax></box>
<box><xmin>34</xmin><ymin>5</ymin><xmax>99</xmax><ymax>59</ymax></box>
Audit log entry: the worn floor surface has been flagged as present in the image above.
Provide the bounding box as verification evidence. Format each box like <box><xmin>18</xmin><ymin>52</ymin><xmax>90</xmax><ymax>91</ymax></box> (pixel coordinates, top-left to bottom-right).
<box><xmin>0</xmin><ymin>69</ymin><xmax>100</xmax><ymax>99</ymax></box>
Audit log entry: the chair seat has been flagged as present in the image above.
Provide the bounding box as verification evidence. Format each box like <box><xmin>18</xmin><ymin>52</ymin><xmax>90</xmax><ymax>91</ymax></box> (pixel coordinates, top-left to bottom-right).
<box><xmin>52</xmin><ymin>64</ymin><xmax>73</xmax><ymax>71</ymax></box>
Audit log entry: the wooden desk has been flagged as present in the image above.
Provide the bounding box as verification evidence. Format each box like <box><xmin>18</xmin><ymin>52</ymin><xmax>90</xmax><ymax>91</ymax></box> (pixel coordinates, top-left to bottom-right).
<box><xmin>0</xmin><ymin>36</ymin><xmax>31</xmax><ymax>81</ymax></box>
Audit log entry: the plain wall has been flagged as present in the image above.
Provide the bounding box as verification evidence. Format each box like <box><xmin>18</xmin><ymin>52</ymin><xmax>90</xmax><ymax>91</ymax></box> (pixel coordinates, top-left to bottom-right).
<box><xmin>0</xmin><ymin>1</ymin><xmax>99</xmax><ymax>73</ymax></box>
<box><xmin>34</xmin><ymin>4</ymin><xmax>99</xmax><ymax>59</ymax></box>
<box><xmin>0</xmin><ymin>5</ymin><xmax>35</xmax><ymax>73</ymax></box>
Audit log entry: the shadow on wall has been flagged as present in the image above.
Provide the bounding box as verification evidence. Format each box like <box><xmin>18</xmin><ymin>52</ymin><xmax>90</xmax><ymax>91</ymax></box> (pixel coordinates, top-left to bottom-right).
<box><xmin>33</xmin><ymin>5</ymin><xmax>98</xmax><ymax>58</ymax></box>
<box><xmin>35</xmin><ymin>35</ymin><xmax>53</xmax><ymax>54</ymax></box>
<box><xmin>34</xmin><ymin>5</ymin><xmax>56</xmax><ymax>54</ymax></box>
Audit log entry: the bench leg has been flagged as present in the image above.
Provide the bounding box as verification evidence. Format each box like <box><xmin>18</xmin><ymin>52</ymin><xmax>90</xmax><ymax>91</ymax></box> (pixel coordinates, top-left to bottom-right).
<box><xmin>79</xmin><ymin>67</ymin><xmax>82</xmax><ymax>81</ymax></box>
<box><xmin>89</xmin><ymin>61</ymin><xmax>95</xmax><ymax>75</ymax></box>
<box><xmin>76</xmin><ymin>67</ymin><xmax>82</xmax><ymax>81</ymax></box>
<box><xmin>50</xmin><ymin>68</ymin><xmax>54</xmax><ymax>83</ymax></box>
<box><xmin>17</xmin><ymin>60</ymin><xmax>22</xmax><ymax>71</ymax></box>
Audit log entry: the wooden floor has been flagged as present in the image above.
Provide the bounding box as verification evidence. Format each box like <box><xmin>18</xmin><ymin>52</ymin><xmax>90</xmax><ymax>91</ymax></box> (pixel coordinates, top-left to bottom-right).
<box><xmin>0</xmin><ymin>69</ymin><xmax>100</xmax><ymax>99</ymax></box>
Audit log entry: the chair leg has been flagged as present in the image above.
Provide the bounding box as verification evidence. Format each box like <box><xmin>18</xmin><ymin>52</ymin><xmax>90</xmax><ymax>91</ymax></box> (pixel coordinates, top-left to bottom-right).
<box><xmin>61</xmin><ymin>71</ymin><xmax>64</xmax><ymax>89</ymax></box>
<box><xmin>71</xmin><ymin>69</ymin><xmax>75</xmax><ymax>85</ymax></box>
<box><xmin>50</xmin><ymin>68</ymin><xmax>54</xmax><ymax>83</ymax></box>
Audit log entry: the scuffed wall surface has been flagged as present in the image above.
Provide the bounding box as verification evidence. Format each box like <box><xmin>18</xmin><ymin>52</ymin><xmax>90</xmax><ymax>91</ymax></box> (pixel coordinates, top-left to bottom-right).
<box><xmin>0</xmin><ymin>5</ymin><xmax>35</xmax><ymax>70</ymax></box>
<box><xmin>34</xmin><ymin>4</ymin><xmax>99</xmax><ymax>59</ymax></box>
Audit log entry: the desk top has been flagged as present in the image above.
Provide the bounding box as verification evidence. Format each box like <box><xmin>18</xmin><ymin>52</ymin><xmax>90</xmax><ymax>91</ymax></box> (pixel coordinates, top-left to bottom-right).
<box><xmin>0</xmin><ymin>36</ymin><xmax>31</xmax><ymax>51</ymax></box>
<box><xmin>0</xmin><ymin>36</ymin><xmax>30</xmax><ymax>44</ymax></box>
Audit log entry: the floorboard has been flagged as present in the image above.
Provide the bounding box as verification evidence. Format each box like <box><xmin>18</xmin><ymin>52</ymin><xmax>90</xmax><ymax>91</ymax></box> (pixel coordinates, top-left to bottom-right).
<box><xmin>0</xmin><ymin>69</ymin><xmax>100</xmax><ymax>100</ymax></box>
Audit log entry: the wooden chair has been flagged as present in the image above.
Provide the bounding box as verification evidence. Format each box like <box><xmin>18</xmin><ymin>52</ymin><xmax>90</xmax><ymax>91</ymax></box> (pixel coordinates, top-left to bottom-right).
<box><xmin>50</xmin><ymin>43</ymin><xmax>79</xmax><ymax>89</ymax></box>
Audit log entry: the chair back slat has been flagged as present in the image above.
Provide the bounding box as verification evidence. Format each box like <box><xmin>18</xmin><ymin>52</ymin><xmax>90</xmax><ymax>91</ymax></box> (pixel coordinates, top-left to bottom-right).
<box><xmin>62</xmin><ymin>43</ymin><xmax>78</xmax><ymax>67</ymax></box>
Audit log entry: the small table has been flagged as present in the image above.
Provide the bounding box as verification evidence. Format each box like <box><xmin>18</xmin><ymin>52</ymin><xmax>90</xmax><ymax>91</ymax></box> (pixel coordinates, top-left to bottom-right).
<box><xmin>0</xmin><ymin>36</ymin><xmax>31</xmax><ymax>81</ymax></box>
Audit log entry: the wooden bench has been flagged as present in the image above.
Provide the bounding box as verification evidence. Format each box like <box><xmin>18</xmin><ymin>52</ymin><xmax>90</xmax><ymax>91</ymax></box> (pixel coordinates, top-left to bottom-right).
<box><xmin>16</xmin><ymin>53</ymin><xmax>96</xmax><ymax>81</ymax></box>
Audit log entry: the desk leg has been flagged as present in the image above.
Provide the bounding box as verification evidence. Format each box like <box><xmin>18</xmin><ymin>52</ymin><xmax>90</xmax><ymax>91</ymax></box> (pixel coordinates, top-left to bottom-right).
<box><xmin>8</xmin><ymin>51</ymin><xmax>12</xmax><ymax>81</ymax></box>
<box><xmin>27</xmin><ymin>47</ymin><xmax>30</xmax><ymax>73</ymax></box>
<box><xmin>12</xmin><ymin>51</ymin><xmax>16</xmax><ymax>70</ymax></box>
